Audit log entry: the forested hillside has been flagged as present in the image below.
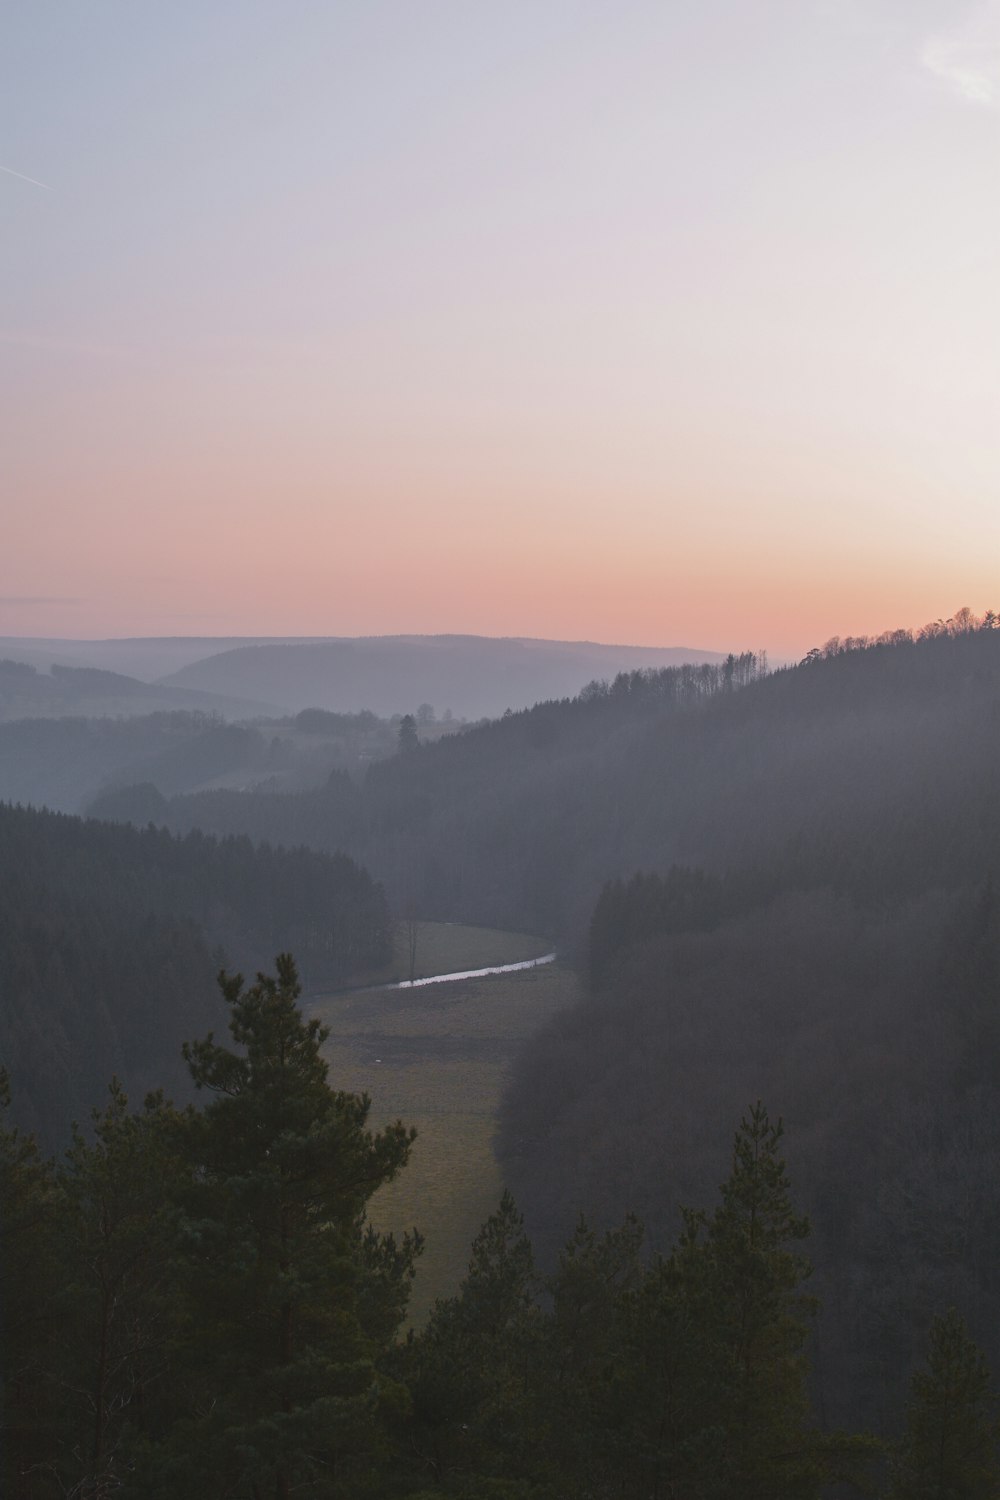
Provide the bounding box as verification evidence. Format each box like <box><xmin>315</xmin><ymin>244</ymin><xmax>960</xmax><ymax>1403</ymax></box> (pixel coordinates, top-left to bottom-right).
<box><xmin>0</xmin><ymin>803</ymin><xmax>389</xmax><ymax>1144</ymax></box>
<box><xmin>496</xmin><ymin>618</ymin><xmax>1000</xmax><ymax>1429</ymax></box>
<box><xmin>0</xmin><ymin>711</ymin><xmax>270</xmax><ymax>812</ymax></box>
<box><xmin>109</xmin><ymin>624</ymin><xmax>1000</xmax><ymax>947</ymax></box>
<box><xmin>0</xmin><ymin>705</ymin><xmax>409</xmax><ymax>814</ymax></box>
<box><xmin>129</xmin><ymin>655</ymin><xmax>765</xmax><ymax>934</ymax></box>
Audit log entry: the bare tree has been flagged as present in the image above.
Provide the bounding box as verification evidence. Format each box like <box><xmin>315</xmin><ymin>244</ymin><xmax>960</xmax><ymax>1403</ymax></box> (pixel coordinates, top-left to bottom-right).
<box><xmin>403</xmin><ymin>900</ymin><xmax>420</xmax><ymax>983</ymax></box>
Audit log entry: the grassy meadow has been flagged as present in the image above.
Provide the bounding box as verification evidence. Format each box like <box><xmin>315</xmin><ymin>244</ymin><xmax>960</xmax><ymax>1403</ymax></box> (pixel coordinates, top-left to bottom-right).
<box><xmin>308</xmin><ymin>922</ymin><xmax>579</xmax><ymax>1322</ymax></box>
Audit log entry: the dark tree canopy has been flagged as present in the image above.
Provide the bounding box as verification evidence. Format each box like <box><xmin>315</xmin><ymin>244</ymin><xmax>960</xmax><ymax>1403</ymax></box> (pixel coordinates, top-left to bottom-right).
<box><xmin>0</xmin><ymin>801</ymin><xmax>389</xmax><ymax>1145</ymax></box>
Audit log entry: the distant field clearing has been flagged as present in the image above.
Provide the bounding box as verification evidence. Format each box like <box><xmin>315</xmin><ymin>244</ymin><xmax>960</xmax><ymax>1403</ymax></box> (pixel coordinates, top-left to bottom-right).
<box><xmin>309</xmin><ymin>922</ymin><xmax>579</xmax><ymax>1321</ymax></box>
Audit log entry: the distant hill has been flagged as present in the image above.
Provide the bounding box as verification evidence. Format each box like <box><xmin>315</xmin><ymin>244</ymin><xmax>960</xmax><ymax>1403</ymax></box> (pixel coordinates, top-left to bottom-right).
<box><xmin>0</xmin><ymin>656</ymin><xmax>278</xmax><ymax>722</ymax></box>
<box><xmin>0</xmin><ymin>633</ymin><xmax>728</xmax><ymax>721</ymax></box>
<box><xmin>158</xmin><ymin>634</ymin><xmax>726</xmax><ymax>718</ymax></box>
<box><xmin>0</xmin><ymin>635</ymin><xmax>307</xmax><ymax>683</ymax></box>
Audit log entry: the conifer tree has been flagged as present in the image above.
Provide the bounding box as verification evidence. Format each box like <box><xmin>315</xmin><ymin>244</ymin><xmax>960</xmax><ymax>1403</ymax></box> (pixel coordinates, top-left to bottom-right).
<box><xmin>544</xmin><ymin>1215</ymin><xmax>645</xmax><ymax>1492</ymax></box>
<box><xmin>401</xmin><ymin>1192</ymin><xmax>540</xmax><ymax>1490</ymax></box>
<box><xmin>0</xmin><ymin>1069</ymin><xmax>60</xmax><ymax>1500</ymax></box>
<box><xmin>55</xmin><ymin>1082</ymin><xmax>189</xmax><ymax>1498</ymax></box>
<box><xmin>134</xmin><ymin>955</ymin><xmax>418</xmax><ymax>1500</ymax></box>
<box><xmin>668</xmin><ymin>1102</ymin><xmax>822</xmax><ymax>1500</ymax></box>
<box><xmin>889</xmin><ymin>1308</ymin><xmax>1000</xmax><ymax>1500</ymax></box>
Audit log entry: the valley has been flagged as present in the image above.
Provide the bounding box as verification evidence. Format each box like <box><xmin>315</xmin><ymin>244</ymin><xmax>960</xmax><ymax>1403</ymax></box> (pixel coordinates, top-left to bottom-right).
<box><xmin>309</xmin><ymin>921</ymin><xmax>579</xmax><ymax>1319</ymax></box>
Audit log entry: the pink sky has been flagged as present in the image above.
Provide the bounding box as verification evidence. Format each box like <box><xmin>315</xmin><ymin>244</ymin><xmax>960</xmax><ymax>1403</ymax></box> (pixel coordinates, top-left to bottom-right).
<box><xmin>4</xmin><ymin>3</ymin><xmax>999</xmax><ymax>660</ymax></box>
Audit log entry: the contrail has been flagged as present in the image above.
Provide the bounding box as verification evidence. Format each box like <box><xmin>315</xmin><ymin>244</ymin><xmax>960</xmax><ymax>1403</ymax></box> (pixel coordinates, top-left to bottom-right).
<box><xmin>0</xmin><ymin>162</ymin><xmax>51</xmax><ymax>190</ymax></box>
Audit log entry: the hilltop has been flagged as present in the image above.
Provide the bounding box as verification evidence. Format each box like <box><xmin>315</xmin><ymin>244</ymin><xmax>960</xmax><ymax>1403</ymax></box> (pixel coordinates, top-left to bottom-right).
<box><xmin>0</xmin><ymin>632</ymin><xmax>724</xmax><ymax>722</ymax></box>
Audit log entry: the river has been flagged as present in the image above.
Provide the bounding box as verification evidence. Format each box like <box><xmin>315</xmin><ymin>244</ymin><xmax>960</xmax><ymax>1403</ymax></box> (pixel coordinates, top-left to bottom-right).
<box><xmin>385</xmin><ymin>951</ymin><xmax>556</xmax><ymax>990</ymax></box>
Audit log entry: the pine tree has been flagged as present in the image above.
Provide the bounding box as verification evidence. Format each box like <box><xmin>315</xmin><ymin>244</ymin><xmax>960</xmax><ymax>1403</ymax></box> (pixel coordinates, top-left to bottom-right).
<box><xmin>55</xmin><ymin>1081</ymin><xmax>189</xmax><ymax>1498</ymax></box>
<box><xmin>889</xmin><ymin>1308</ymin><xmax>1000</xmax><ymax>1500</ymax></box>
<box><xmin>670</xmin><ymin>1102</ymin><xmax>822</xmax><ymax>1500</ymax></box>
<box><xmin>0</xmin><ymin>1069</ymin><xmax>60</xmax><ymax>1499</ymax></box>
<box><xmin>400</xmin><ymin>1192</ymin><xmax>540</xmax><ymax>1490</ymax></box>
<box><xmin>544</xmin><ymin>1214</ymin><xmax>645</xmax><ymax>1493</ymax></box>
<box><xmin>134</xmin><ymin>954</ymin><xmax>418</xmax><ymax>1500</ymax></box>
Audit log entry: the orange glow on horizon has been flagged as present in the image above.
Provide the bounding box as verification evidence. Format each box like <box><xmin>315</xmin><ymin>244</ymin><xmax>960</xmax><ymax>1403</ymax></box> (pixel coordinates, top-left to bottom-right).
<box><xmin>4</xmin><ymin>6</ymin><xmax>998</xmax><ymax>661</ymax></box>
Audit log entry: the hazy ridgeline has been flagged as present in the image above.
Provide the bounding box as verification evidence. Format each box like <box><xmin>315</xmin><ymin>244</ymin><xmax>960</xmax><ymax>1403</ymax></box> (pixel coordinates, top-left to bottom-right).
<box><xmin>0</xmin><ymin>633</ymin><xmax>724</xmax><ymax>727</ymax></box>
<box><xmin>155</xmin><ymin>634</ymin><xmax>726</xmax><ymax>720</ymax></box>
<box><xmin>91</xmin><ymin>626</ymin><xmax>1000</xmax><ymax>944</ymax></box>
<box><xmin>0</xmin><ymin>655</ymin><xmax>275</xmax><ymax>722</ymax></box>
<box><xmin>97</xmin><ymin>655</ymin><xmax>764</xmax><ymax>936</ymax></box>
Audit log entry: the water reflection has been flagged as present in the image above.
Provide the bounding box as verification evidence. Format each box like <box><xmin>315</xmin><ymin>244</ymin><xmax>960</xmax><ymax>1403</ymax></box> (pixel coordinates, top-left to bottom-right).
<box><xmin>389</xmin><ymin>952</ymin><xmax>556</xmax><ymax>990</ymax></box>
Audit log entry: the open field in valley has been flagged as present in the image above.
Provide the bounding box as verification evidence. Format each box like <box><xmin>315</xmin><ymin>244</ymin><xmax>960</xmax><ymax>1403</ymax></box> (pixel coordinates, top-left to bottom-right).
<box><xmin>308</xmin><ymin>923</ymin><xmax>579</xmax><ymax>1322</ymax></box>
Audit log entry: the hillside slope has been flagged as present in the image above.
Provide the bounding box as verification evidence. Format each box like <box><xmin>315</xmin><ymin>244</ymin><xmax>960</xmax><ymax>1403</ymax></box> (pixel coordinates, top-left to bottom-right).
<box><xmin>125</xmin><ymin>629</ymin><xmax>1000</xmax><ymax>946</ymax></box>
<box><xmin>493</xmin><ymin>623</ymin><xmax>1000</xmax><ymax>1428</ymax></box>
<box><xmin>0</xmin><ymin>803</ymin><xmax>390</xmax><ymax>1144</ymax></box>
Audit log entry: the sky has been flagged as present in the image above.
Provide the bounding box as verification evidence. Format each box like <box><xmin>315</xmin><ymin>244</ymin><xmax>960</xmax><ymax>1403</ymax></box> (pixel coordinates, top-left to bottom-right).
<box><xmin>3</xmin><ymin>0</ymin><xmax>998</xmax><ymax>659</ymax></box>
